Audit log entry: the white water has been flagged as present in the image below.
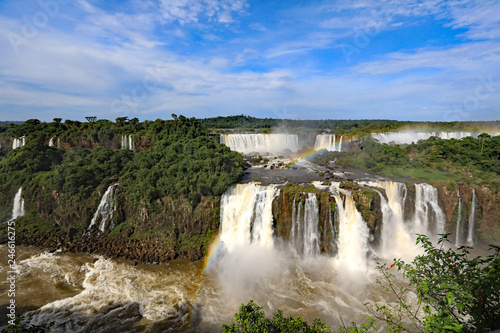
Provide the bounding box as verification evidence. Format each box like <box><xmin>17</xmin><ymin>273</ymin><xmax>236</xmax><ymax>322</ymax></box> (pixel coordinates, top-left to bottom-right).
<box><xmin>12</xmin><ymin>136</ymin><xmax>25</xmax><ymax>149</ymax></box>
<box><xmin>219</xmin><ymin>183</ymin><xmax>278</xmax><ymax>251</ymax></box>
<box><xmin>11</xmin><ymin>187</ymin><xmax>25</xmax><ymax>220</ymax></box>
<box><xmin>21</xmin><ymin>252</ymin><xmax>198</xmax><ymax>332</ymax></box>
<box><xmin>290</xmin><ymin>193</ymin><xmax>321</xmax><ymax>257</ymax></box>
<box><xmin>121</xmin><ymin>135</ymin><xmax>135</xmax><ymax>151</ymax></box>
<box><xmin>413</xmin><ymin>183</ymin><xmax>446</xmax><ymax>238</ymax></box>
<box><xmin>88</xmin><ymin>184</ymin><xmax>118</xmax><ymax>233</ymax></box>
<box><xmin>331</xmin><ymin>187</ymin><xmax>370</xmax><ymax>275</ymax></box>
<box><xmin>6</xmin><ymin>180</ymin><xmax>462</xmax><ymax>332</ymax></box>
<box><xmin>314</xmin><ymin>134</ymin><xmax>342</xmax><ymax>152</ymax></box>
<box><xmin>455</xmin><ymin>188</ymin><xmax>464</xmax><ymax>246</ymax></box>
<box><xmin>371</xmin><ymin>131</ymin><xmax>473</xmax><ymax>145</ymax></box>
<box><xmin>48</xmin><ymin>137</ymin><xmax>55</xmax><ymax>147</ymax></box>
<box><xmin>466</xmin><ymin>189</ymin><xmax>477</xmax><ymax>246</ymax></box>
<box><xmin>220</xmin><ymin>134</ymin><xmax>299</xmax><ymax>155</ymax></box>
<box><xmin>375</xmin><ymin>181</ymin><xmax>416</xmax><ymax>261</ymax></box>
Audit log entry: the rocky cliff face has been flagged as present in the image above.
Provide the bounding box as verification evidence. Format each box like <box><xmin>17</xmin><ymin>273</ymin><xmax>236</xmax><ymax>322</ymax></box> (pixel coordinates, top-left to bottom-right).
<box><xmin>8</xmin><ymin>181</ymin><xmax>220</xmax><ymax>263</ymax></box>
<box><xmin>436</xmin><ymin>183</ymin><xmax>499</xmax><ymax>246</ymax></box>
<box><xmin>4</xmin><ymin>178</ymin><xmax>498</xmax><ymax>264</ymax></box>
<box><xmin>272</xmin><ymin>183</ymin><xmax>383</xmax><ymax>255</ymax></box>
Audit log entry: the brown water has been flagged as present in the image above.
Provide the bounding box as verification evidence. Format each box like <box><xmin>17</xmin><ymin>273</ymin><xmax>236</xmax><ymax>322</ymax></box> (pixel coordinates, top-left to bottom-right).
<box><xmin>0</xmin><ymin>245</ymin><xmax>410</xmax><ymax>332</ymax></box>
<box><xmin>2</xmin><ymin>244</ymin><xmax>486</xmax><ymax>332</ymax></box>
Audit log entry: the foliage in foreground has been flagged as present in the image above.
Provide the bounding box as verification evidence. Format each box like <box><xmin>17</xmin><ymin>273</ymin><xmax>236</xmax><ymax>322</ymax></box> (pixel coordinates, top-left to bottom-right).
<box><xmin>222</xmin><ymin>300</ymin><xmax>331</xmax><ymax>333</ymax></box>
<box><xmin>372</xmin><ymin>234</ymin><xmax>499</xmax><ymax>333</ymax></box>
<box><xmin>223</xmin><ymin>235</ymin><xmax>500</xmax><ymax>333</ymax></box>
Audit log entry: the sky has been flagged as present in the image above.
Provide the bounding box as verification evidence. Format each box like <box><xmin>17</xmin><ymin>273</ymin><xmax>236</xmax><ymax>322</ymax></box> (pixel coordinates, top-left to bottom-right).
<box><xmin>0</xmin><ymin>0</ymin><xmax>499</xmax><ymax>122</ymax></box>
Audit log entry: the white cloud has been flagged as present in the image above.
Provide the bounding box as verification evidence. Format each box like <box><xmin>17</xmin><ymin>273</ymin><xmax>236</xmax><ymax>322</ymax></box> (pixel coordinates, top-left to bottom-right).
<box><xmin>158</xmin><ymin>0</ymin><xmax>247</xmax><ymax>25</ymax></box>
<box><xmin>353</xmin><ymin>42</ymin><xmax>500</xmax><ymax>75</ymax></box>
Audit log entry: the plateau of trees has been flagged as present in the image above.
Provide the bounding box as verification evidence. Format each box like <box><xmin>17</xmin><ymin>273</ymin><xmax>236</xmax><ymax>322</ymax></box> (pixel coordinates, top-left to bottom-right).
<box><xmin>0</xmin><ymin>116</ymin><xmax>247</xmax><ymax>206</ymax></box>
<box><xmin>310</xmin><ymin>135</ymin><xmax>500</xmax><ymax>189</ymax></box>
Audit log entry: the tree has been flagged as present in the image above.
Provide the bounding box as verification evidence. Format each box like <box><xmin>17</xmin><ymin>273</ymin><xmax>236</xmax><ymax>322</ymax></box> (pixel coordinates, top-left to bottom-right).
<box><xmin>222</xmin><ymin>300</ymin><xmax>330</xmax><ymax>333</ymax></box>
<box><xmin>478</xmin><ymin>133</ymin><xmax>491</xmax><ymax>155</ymax></box>
<box><xmin>368</xmin><ymin>234</ymin><xmax>500</xmax><ymax>333</ymax></box>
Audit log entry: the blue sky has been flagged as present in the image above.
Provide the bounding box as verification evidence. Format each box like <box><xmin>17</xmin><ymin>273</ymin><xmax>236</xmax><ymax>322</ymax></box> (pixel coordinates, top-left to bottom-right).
<box><xmin>0</xmin><ymin>0</ymin><xmax>499</xmax><ymax>122</ymax></box>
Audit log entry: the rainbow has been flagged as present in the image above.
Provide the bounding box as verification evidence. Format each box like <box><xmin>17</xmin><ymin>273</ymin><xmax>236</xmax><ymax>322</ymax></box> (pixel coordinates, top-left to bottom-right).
<box><xmin>202</xmin><ymin>233</ymin><xmax>223</xmax><ymax>273</ymax></box>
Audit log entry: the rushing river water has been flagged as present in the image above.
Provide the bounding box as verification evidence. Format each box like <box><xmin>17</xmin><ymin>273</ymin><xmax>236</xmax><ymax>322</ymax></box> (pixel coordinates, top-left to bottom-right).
<box><xmin>0</xmin><ymin>181</ymin><xmax>485</xmax><ymax>332</ymax></box>
<box><xmin>1</xmin><ymin>245</ymin><xmax>417</xmax><ymax>332</ymax></box>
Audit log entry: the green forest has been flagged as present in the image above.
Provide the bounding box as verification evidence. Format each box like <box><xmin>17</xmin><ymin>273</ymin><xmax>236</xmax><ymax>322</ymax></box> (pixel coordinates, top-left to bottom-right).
<box><xmin>0</xmin><ymin>116</ymin><xmax>247</xmax><ymax>261</ymax></box>
<box><xmin>310</xmin><ymin>135</ymin><xmax>500</xmax><ymax>190</ymax></box>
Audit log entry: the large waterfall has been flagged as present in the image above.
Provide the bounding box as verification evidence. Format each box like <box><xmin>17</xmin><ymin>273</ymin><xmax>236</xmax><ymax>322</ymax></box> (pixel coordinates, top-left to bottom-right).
<box><xmin>332</xmin><ymin>188</ymin><xmax>370</xmax><ymax>273</ymax></box>
<box><xmin>12</xmin><ymin>136</ymin><xmax>25</xmax><ymax>149</ymax></box>
<box><xmin>455</xmin><ymin>188</ymin><xmax>464</xmax><ymax>246</ymax></box>
<box><xmin>290</xmin><ymin>193</ymin><xmax>321</xmax><ymax>257</ymax></box>
<box><xmin>219</xmin><ymin>183</ymin><xmax>278</xmax><ymax>251</ymax></box>
<box><xmin>371</xmin><ymin>131</ymin><xmax>474</xmax><ymax>145</ymax></box>
<box><xmin>88</xmin><ymin>184</ymin><xmax>118</xmax><ymax>233</ymax></box>
<box><xmin>314</xmin><ymin>134</ymin><xmax>343</xmax><ymax>151</ymax></box>
<box><xmin>375</xmin><ymin>181</ymin><xmax>415</xmax><ymax>260</ymax></box>
<box><xmin>121</xmin><ymin>135</ymin><xmax>135</xmax><ymax>151</ymax></box>
<box><xmin>220</xmin><ymin>134</ymin><xmax>299</xmax><ymax>155</ymax></box>
<box><xmin>11</xmin><ymin>187</ymin><xmax>25</xmax><ymax>221</ymax></box>
<box><xmin>414</xmin><ymin>183</ymin><xmax>446</xmax><ymax>238</ymax></box>
<box><xmin>466</xmin><ymin>189</ymin><xmax>477</xmax><ymax>246</ymax></box>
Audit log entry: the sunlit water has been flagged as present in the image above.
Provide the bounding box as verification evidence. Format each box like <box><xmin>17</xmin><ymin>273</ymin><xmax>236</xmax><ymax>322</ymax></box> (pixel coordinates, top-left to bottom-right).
<box><xmin>0</xmin><ymin>245</ymin><xmax>421</xmax><ymax>332</ymax></box>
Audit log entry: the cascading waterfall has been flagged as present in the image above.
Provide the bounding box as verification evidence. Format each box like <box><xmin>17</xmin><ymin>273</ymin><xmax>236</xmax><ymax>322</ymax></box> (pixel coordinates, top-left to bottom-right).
<box><xmin>290</xmin><ymin>193</ymin><xmax>320</xmax><ymax>257</ymax></box>
<box><xmin>413</xmin><ymin>183</ymin><xmax>446</xmax><ymax>238</ymax></box>
<box><xmin>375</xmin><ymin>181</ymin><xmax>415</xmax><ymax>260</ymax></box>
<box><xmin>466</xmin><ymin>189</ymin><xmax>477</xmax><ymax>246</ymax></box>
<box><xmin>331</xmin><ymin>187</ymin><xmax>370</xmax><ymax>272</ymax></box>
<box><xmin>314</xmin><ymin>134</ymin><xmax>342</xmax><ymax>151</ymax></box>
<box><xmin>88</xmin><ymin>184</ymin><xmax>118</xmax><ymax>233</ymax></box>
<box><xmin>48</xmin><ymin>137</ymin><xmax>55</xmax><ymax>147</ymax></box>
<box><xmin>220</xmin><ymin>134</ymin><xmax>299</xmax><ymax>155</ymax></box>
<box><xmin>12</xmin><ymin>136</ymin><xmax>25</xmax><ymax>149</ymax></box>
<box><xmin>121</xmin><ymin>135</ymin><xmax>135</xmax><ymax>151</ymax></box>
<box><xmin>371</xmin><ymin>131</ymin><xmax>474</xmax><ymax>145</ymax></box>
<box><xmin>11</xmin><ymin>187</ymin><xmax>25</xmax><ymax>221</ymax></box>
<box><xmin>455</xmin><ymin>188</ymin><xmax>464</xmax><ymax>246</ymax></box>
<box><xmin>219</xmin><ymin>183</ymin><xmax>278</xmax><ymax>251</ymax></box>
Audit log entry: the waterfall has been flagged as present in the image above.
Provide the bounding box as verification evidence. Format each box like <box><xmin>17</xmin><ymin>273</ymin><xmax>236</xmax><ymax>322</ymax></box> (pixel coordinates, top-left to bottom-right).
<box><xmin>455</xmin><ymin>188</ymin><xmax>464</xmax><ymax>246</ymax></box>
<box><xmin>48</xmin><ymin>137</ymin><xmax>55</xmax><ymax>147</ymax></box>
<box><xmin>332</xmin><ymin>189</ymin><xmax>370</xmax><ymax>272</ymax></box>
<box><xmin>466</xmin><ymin>189</ymin><xmax>477</xmax><ymax>246</ymax></box>
<box><xmin>314</xmin><ymin>134</ymin><xmax>342</xmax><ymax>152</ymax></box>
<box><xmin>219</xmin><ymin>183</ymin><xmax>278</xmax><ymax>252</ymax></box>
<box><xmin>371</xmin><ymin>131</ymin><xmax>474</xmax><ymax>145</ymax></box>
<box><xmin>374</xmin><ymin>181</ymin><xmax>416</xmax><ymax>260</ymax></box>
<box><xmin>11</xmin><ymin>187</ymin><xmax>25</xmax><ymax>220</ymax></box>
<box><xmin>89</xmin><ymin>184</ymin><xmax>118</xmax><ymax>233</ymax></box>
<box><xmin>290</xmin><ymin>193</ymin><xmax>320</xmax><ymax>257</ymax></box>
<box><xmin>128</xmin><ymin>135</ymin><xmax>135</xmax><ymax>152</ymax></box>
<box><xmin>220</xmin><ymin>134</ymin><xmax>299</xmax><ymax>155</ymax></box>
<box><xmin>12</xmin><ymin>136</ymin><xmax>25</xmax><ymax>149</ymax></box>
<box><xmin>121</xmin><ymin>135</ymin><xmax>134</xmax><ymax>151</ymax></box>
<box><xmin>413</xmin><ymin>183</ymin><xmax>446</xmax><ymax>238</ymax></box>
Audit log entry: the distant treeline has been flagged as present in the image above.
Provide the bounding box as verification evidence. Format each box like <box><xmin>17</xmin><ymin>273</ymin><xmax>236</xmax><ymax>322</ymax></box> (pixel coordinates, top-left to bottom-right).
<box><xmin>200</xmin><ymin>115</ymin><xmax>499</xmax><ymax>136</ymax></box>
